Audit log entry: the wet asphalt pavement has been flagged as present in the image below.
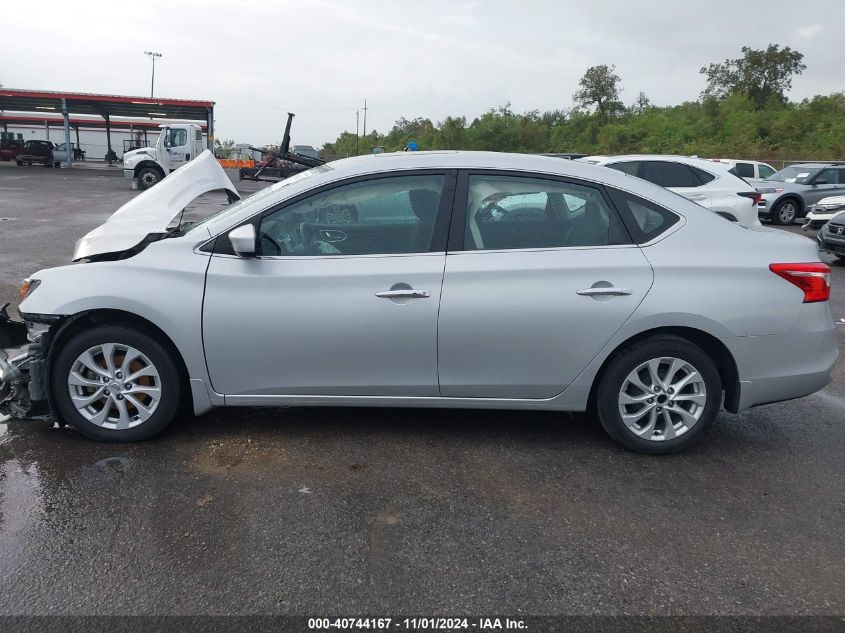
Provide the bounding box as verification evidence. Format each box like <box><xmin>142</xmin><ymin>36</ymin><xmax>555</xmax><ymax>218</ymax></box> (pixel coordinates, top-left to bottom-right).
<box><xmin>0</xmin><ymin>166</ymin><xmax>843</xmax><ymax>616</ymax></box>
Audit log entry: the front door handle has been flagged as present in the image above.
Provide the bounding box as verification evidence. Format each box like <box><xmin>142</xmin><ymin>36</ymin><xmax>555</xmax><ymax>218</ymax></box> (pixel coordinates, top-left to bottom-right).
<box><xmin>576</xmin><ymin>287</ymin><xmax>632</xmax><ymax>296</ymax></box>
<box><xmin>376</xmin><ymin>288</ymin><xmax>431</xmax><ymax>299</ymax></box>
<box><xmin>375</xmin><ymin>289</ymin><xmax>431</xmax><ymax>299</ymax></box>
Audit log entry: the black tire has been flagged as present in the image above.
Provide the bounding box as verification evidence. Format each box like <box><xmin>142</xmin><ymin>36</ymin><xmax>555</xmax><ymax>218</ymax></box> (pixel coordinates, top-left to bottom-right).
<box><xmin>770</xmin><ymin>198</ymin><xmax>799</xmax><ymax>225</ymax></box>
<box><xmin>50</xmin><ymin>324</ymin><xmax>182</xmax><ymax>442</ymax></box>
<box><xmin>137</xmin><ymin>166</ymin><xmax>163</xmax><ymax>190</ymax></box>
<box><xmin>595</xmin><ymin>335</ymin><xmax>722</xmax><ymax>454</ymax></box>
<box><xmin>15</xmin><ymin>160</ymin><xmax>22</xmax><ymax>166</ymax></box>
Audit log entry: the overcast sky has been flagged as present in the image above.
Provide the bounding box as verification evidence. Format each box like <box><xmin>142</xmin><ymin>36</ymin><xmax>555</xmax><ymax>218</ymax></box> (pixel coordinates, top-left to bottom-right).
<box><xmin>3</xmin><ymin>0</ymin><xmax>843</xmax><ymax>148</ymax></box>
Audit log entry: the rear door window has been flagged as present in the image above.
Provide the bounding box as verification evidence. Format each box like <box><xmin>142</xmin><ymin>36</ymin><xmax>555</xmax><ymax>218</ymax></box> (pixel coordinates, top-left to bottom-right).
<box><xmin>460</xmin><ymin>174</ymin><xmax>629</xmax><ymax>251</ymax></box>
<box><xmin>641</xmin><ymin>161</ymin><xmax>704</xmax><ymax>188</ymax></box>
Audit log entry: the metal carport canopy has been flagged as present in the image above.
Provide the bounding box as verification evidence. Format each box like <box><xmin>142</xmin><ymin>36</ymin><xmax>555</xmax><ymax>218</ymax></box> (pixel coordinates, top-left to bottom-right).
<box><xmin>0</xmin><ymin>88</ymin><xmax>215</xmax><ymax>166</ymax></box>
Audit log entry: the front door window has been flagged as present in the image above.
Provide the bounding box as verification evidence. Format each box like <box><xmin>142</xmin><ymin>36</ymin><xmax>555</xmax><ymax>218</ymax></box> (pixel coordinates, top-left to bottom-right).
<box><xmin>257</xmin><ymin>175</ymin><xmax>447</xmax><ymax>256</ymax></box>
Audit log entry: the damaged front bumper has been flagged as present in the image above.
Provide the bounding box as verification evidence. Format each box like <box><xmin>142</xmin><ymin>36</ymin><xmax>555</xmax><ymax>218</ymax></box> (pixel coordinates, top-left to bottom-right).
<box><xmin>0</xmin><ymin>304</ymin><xmax>54</xmax><ymax>421</ymax></box>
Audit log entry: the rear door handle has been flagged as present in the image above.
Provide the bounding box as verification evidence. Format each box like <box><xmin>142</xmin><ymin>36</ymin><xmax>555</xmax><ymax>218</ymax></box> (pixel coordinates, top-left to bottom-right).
<box><xmin>576</xmin><ymin>287</ymin><xmax>632</xmax><ymax>296</ymax></box>
<box><xmin>375</xmin><ymin>289</ymin><xmax>431</xmax><ymax>299</ymax></box>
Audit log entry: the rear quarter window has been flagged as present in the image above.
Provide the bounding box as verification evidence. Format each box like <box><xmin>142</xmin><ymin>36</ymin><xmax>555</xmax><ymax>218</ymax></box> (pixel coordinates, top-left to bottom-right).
<box><xmin>607</xmin><ymin>161</ymin><xmax>640</xmax><ymax>176</ymax></box>
<box><xmin>607</xmin><ymin>188</ymin><xmax>680</xmax><ymax>243</ymax></box>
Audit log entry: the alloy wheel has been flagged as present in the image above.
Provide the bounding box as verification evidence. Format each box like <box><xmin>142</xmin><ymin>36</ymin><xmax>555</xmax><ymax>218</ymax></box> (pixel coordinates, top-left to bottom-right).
<box><xmin>67</xmin><ymin>343</ymin><xmax>162</xmax><ymax>430</ymax></box>
<box><xmin>778</xmin><ymin>201</ymin><xmax>797</xmax><ymax>224</ymax></box>
<box><xmin>617</xmin><ymin>357</ymin><xmax>707</xmax><ymax>441</ymax></box>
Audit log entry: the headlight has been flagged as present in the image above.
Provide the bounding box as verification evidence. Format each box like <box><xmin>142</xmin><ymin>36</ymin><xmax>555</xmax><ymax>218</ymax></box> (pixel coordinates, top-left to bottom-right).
<box><xmin>19</xmin><ymin>278</ymin><xmax>40</xmax><ymax>303</ymax></box>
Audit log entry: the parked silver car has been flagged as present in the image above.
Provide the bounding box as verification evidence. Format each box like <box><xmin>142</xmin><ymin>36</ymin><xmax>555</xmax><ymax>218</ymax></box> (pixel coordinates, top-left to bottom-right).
<box><xmin>0</xmin><ymin>151</ymin><xmax>837</xmax><ymax>453</ymax></box>
<box><xmin>754</xmin><ymin>162</ymin><xmax>845</xmax><ymax>225</ymax></box>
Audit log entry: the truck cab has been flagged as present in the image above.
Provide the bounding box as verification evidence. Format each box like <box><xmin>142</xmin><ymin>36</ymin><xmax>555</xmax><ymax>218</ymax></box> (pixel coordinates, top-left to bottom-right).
<box><xmin>122</xmin><ymin>123</ymin><xmax>205</xmax><ymax>189</ymax></box>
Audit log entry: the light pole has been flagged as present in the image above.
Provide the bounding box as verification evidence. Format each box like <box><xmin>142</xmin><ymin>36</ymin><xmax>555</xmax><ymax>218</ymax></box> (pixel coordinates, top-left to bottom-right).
<box><xmin>144</xmin><ymin>51</ymin><xmax>162</xmax><ymax>97</ymax></box>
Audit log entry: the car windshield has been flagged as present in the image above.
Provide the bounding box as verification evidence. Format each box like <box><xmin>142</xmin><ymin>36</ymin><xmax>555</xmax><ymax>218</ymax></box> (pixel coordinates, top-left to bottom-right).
<box><xmin>765</xmin><ymin>166</ymin><xmax>818</xmax><ymax>184</ymax></box>
<box><xmin>182</xmin><ymin>163</ymin><xmax>334</xmax><ymax>234</ymax></box>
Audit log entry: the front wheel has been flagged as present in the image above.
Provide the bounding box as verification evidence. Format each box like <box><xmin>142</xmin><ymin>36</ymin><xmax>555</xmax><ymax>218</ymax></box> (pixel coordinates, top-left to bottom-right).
<box><xmin>51</xmin><ymin>325</ymin><xmax>182</xmax><ymax>442</ymax></box>
<box><xmin>595</xmin><ymin>335</ymin><xmax>722</xmax><ymax>454</ymax></box>
<box><xmin>771</xmin><ymin>199</ymin><xmax>798</xmax><ymax>225</ymax></box>
<box><xmin>137</xmin><ymin>166</ymin><xmax>163</xmax><ymax>190</ymax></box>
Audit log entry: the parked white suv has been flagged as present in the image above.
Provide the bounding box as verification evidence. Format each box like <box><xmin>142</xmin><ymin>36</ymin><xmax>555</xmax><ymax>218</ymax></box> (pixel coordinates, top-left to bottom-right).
<box><xmin>581</xmin><ymin>155</ymin><xmax>761</xmax><ymax>226</ymax></box>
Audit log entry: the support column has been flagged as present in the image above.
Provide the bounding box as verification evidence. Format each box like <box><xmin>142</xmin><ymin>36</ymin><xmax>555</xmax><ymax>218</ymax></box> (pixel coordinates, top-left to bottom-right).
<box><xmin>105</xmin><ymin>114</ymin><xmax>113</xmax><ymax>164</ymax></box>
<box><xmin>44</xmin><ymin>120</ymin><xmax>49</xmax><ymax>141</ymax></box>
<box><xmin>207</xmin><ymin>105</ymin><xmax>214</xmax><ymax>151</ymax></box>
<box><xmin>61</xmin><ymin>98</ymin><xmax>72</xmax><ymax>168</ymax></box>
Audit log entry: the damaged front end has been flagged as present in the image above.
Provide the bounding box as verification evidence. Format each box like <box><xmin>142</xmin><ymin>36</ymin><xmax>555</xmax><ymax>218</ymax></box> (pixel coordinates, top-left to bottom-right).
<box><xmin>0</xmin><ymin>304</ymin><xmax>54</xmax><ymax>421</ymax></box>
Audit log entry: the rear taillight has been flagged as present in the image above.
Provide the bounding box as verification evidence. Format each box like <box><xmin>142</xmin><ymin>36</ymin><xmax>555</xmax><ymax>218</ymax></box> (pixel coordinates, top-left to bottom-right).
<box><xmin>737</xmin><ymin>191</ymin><xmax>763</xmax><ymax>205</ymax></box>
<box><xmin>769</xmin><ymin>263</ymin><xmax>831</xmax><ymax>303</ymax></box>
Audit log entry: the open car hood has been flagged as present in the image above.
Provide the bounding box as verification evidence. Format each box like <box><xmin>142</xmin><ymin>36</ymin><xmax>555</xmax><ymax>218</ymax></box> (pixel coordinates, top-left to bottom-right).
<box><xmin>72</xmin><ymin>150</ymin><xmax>239</xmax><ymax>261</ymax></box>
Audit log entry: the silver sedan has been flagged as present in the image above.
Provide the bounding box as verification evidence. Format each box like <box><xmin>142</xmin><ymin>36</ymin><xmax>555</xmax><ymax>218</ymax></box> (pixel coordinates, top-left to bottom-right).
<box><xmin>1</xmin><ymin>151</ymin><xmax>838</xmax><ymax>453</ymax></box>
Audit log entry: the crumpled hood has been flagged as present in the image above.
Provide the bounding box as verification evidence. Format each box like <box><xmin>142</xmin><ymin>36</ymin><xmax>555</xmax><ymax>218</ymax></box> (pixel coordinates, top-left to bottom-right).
<box><xmin>73</xmin><ymin>150</ymin><xmax>239</xmax><ymax>261</ymax></box>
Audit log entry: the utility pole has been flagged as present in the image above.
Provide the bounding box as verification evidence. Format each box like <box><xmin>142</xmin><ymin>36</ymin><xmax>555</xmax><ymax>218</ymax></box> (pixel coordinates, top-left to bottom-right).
<box><xmin>144</xmin><ymin>51</ymin><xmax>162</xmax><ymax>97</ymax></box>
<box><xmin>362</xmin><ymin>99</ymin><xmax>367</xmax><ymax>145</ymax></box>
<box><xmin>355</xmin><ymin>110</ymin><xmax>360</xmax><ymax>156</ymax></box>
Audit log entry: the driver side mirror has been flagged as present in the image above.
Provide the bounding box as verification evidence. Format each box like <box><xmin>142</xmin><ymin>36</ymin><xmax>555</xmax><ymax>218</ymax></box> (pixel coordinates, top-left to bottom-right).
<box><xmin>228</xmin><ymin>224</ymin><xmax>256</xmax><ymax>258</ymax></box>
<box><xmin>814</xmin><ymin>180</ymin><xmax>827</xmax><ymax>186</ymax></box>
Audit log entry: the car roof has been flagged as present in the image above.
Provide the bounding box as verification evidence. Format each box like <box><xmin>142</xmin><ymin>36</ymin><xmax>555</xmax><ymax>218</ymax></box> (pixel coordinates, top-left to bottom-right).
<box><xmin>581</xmin><ymin>154</ymin><xmax>732</xmax><ymax>174</ymax></box>
<box><xmin>324</xmin><ymin>150</ymin><xmax>657</xmax><ymax>181</ymax></box>
<box><xmin>710</xmin><ymin>158</ymin><xmax>772</xmax><ymax>165</ymax></box>
<box><xmin>787</xmin><ymin>162</ymin><xmax>844</xmax><ymax>168</ymax></box>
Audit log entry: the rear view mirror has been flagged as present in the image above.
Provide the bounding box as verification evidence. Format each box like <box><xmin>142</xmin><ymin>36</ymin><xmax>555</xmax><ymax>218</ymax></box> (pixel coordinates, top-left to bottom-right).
<box><xmin>228</xmin><ymin>224</ymin><xmax>256</xmax><ymax>258</ymax></box>
<box><xmin>814</xmin><ymin>180</ymin><xmax>827</xmax><ymax>186</ymax></box>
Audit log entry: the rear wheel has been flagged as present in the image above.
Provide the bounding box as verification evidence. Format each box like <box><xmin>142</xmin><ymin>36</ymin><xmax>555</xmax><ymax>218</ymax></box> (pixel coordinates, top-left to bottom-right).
<box><xmin>137</xmin><ymin>166</ymin><xmax>163</xmax><ymax>190</ymax></box>
<box><xmin>771</xmin><ymin>199</ymin><xmax>798</xmax><ymax>225</ymax></box>
<box><xmin>596</xmin><ymin>336</ymin><xmax>722</xmax><ymax>454</ymax></box>
<box><xmin>51</xmin><ymin>325</ymin><xmax>182</xmax><ymax>442</ymax></box>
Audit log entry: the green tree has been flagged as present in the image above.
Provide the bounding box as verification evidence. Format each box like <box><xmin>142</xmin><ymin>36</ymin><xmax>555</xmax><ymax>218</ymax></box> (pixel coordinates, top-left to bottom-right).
<box><xmin>573</xmin><ymin>64</ymin><xmax>624</xmax><ymax>122</ymax></box>
<box><xmin>214</xmin><ymin>138</ymin><xmax>235</xmax><ymax>158</ymax></box>
<box><xmin>629</xmin><ymin>91</ymin><xmax>652</xmax><ymax>114</ymax></box>
<box><xmin>699</xmin><ymin>44</ymin><xmax>806</xmax><ymax>108</ymax></box>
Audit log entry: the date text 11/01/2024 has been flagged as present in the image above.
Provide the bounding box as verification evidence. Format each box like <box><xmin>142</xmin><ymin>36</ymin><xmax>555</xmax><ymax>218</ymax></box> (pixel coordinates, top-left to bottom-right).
<box><xmin>307</xmin><ymin>618</ymin><xmax>527</xmax><ymax>630</ymax></box>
